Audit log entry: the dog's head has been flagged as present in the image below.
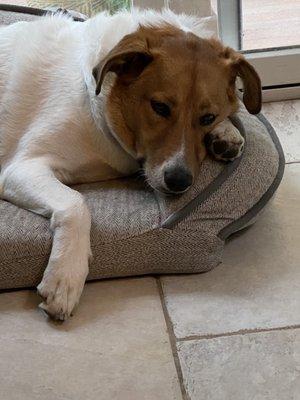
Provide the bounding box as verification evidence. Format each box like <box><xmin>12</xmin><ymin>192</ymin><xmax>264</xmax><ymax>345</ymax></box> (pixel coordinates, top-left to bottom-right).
<box><xmin>93</xmin><ymin>25</ymin><xmax>261</xmax><ymax>194</ymax></box>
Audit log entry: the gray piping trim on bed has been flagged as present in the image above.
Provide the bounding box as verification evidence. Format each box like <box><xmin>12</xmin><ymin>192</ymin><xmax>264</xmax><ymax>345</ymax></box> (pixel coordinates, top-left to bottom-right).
<box><xmin>218</xmin><ymin>113</ymin><xmax>285</xmax><ymax>239</ymax></box>
<box><xmin>161</xmin><ymin>113</ymin><xmax>285</xmax><ymax>235</ymax></box>
<box><xmin>161</xmin><ymin>115</ymin><xmax>246</xmax><ymax>229</ymax></box>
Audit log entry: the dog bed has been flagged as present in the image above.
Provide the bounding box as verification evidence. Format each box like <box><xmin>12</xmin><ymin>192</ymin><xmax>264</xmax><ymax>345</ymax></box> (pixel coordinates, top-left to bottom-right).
<box><xmin>0</xmin><ymin>6</ymin><xmax>285</xmax><ymax>290</ymax></box>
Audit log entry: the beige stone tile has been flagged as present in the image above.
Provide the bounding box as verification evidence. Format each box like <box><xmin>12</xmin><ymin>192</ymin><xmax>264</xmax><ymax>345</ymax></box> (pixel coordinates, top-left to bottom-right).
<box><xmin>161</xmin><ymin>164</ymin><xmax>300</xmax><ymax>338</ymax></box>
<box><xmin>177</xmin><ymin>329</ymin><xmax>300</xmax><ymax>400</ymax></box>
<box><xmin>0</xmin><ymin>278</ymin><xmax>182</xmax><ymax>400</ymax></box>
<box><xmin>262</xmin><ymin>100</ymin><xmax>300</xmax><ymax>163</ymax></box>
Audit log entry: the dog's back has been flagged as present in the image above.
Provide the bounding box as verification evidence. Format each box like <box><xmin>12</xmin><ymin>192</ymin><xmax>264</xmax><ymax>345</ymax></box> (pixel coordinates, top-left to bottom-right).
<box><xmin>0</xmin><ymin>16</ymin><xmax>86</xmax><ymax>165</ymax></box>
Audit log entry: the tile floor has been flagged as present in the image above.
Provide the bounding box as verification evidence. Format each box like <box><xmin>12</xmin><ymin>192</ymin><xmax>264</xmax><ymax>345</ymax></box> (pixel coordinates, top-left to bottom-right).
<box><xmin>0</xmin><ymin>100</ymin><xmax>299</xmax><ymax>400</ymax></box>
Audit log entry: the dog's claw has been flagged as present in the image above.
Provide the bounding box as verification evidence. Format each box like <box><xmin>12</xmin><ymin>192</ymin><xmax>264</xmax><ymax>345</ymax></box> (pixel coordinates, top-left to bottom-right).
<box><xmin>37</xmin><ymin>288</ymin><xmax>46</xmax><ymax>302</ymax></box>
<box><xmin>39</xmin><ymin>302</ymin><xmax>69</xmax><ymax>321</ymax></box>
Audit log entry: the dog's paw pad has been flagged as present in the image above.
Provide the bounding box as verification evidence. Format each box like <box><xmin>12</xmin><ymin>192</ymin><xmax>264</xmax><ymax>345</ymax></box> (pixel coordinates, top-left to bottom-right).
<box><xmin>205</xmin><ymin>134</ymin><xmax>244</xmax><ymax>162</ymax></box>
<box><xmin>212</xmin><ymin>140</ymin><xmax>229</xmax><ymax>155</ymax></box>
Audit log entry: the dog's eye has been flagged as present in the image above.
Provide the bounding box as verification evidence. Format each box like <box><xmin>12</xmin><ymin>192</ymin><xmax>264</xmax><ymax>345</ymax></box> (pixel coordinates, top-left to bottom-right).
<box><xmin>151</xmin><ymin>100</ymin><xmax>171</xmax><ymax>118</ymax></box>
<box><xmin>199</xmin><ymin>113</ymin><xmax>216</xmax><ymax>126</ymax></box>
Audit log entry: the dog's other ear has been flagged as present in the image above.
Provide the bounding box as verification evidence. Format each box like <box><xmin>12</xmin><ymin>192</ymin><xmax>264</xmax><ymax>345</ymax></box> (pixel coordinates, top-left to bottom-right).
<box><xmin>225</xmin><ymin>50</ymin><xmax>261</xmax><ymax>115</ymax></box>
<box><xmin>232</xmin><ymin>56</ymin><xmax>262</xmax><ymax>114</ymax></box>
<box><xmin>92</xmin><ymin>32</ymin><xmax>153</xmax><ymax>95</ymax></box>
<box><xmin>208</xmin><ymin>39</ymin><xmax>262</xmax><ymax>114</ymax></box>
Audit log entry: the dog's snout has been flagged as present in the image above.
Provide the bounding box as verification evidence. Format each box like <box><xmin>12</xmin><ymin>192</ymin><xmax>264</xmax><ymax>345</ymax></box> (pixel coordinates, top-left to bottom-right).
<box><xmin>164</xmin><ymin>167</ymin><xmax>193</xmax><ymax>193</ymax></box>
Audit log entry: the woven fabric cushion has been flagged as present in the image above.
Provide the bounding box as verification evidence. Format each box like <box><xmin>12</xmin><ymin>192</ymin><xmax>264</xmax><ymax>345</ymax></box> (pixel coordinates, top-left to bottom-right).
<box><xmin>0</xmin><ymin>8</ymin><xmax>285</xmax><ymax>290</ymax></box>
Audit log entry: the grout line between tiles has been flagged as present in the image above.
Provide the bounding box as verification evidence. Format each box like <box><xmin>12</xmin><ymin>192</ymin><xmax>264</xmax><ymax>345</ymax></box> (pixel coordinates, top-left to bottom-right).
<box><xmin>156</xmin><ymin>278</ymin><xmax>191</xmax><ymax>400</ymax></box>
<box><xmin>176</xmin><ymin>324</ymin><xmax>300</xmax><ymax>342</ymax></box>
<box><xmin>285</xmin><ymin>161</ymin><xmax>300</xmax><ymax>165</ymax></box>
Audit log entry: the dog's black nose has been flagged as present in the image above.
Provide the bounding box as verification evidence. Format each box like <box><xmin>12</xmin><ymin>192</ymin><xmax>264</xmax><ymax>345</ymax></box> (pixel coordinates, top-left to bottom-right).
<box><xmin>164</xmin><ymin>167</ymin><xmax>193</xmax><ymax>193</ymax></box>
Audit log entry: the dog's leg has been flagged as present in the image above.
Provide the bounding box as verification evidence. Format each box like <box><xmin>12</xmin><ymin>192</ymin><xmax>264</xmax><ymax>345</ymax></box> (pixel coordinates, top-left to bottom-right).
<box><xmin>205</xmin><ymin>118</ymin><xmax>245</xmax><ymax>162</ymax></box>
<box><xmin>1</xmin><ymin>159</ymin><xmax>91</xmax><ymax>320</ymax></box>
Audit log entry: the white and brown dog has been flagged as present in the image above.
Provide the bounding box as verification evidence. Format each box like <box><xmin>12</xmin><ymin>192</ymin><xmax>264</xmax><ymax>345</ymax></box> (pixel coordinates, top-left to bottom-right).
<box><xmin>0</xmin><ymin>9</ymin><xmax>261</xmax><ymax>320</ymax></box>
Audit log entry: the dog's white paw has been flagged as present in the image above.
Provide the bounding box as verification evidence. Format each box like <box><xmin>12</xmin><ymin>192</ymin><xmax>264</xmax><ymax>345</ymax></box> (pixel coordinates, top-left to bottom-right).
<box><xmin>205</xmin><ymin>123</ymin><xmax>245</xmax><ymax>162</ymax></box>
<box><xmin>37</xmin><ymin>265</ymin><xmax>88</xmax><ymax>321</ymax></box>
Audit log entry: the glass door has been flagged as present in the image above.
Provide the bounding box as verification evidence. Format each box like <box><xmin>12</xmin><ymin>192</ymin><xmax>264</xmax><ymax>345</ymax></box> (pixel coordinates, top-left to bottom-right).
<box><xmin>216</xmin><ymin>0</ymin><xmax>300</xmax><ymax>101</ymax></box>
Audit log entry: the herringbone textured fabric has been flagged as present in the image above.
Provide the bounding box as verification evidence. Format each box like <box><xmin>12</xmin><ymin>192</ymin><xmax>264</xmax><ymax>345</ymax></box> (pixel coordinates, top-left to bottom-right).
<box><xmin>0</xmin><ymin>107</ymin><xmax>282</xmax><ymax>290</ymax></box>
<box><xmin>28</xmin><ymin>0</ymin><xmax>131</xmax><ymax>15</ymax></box>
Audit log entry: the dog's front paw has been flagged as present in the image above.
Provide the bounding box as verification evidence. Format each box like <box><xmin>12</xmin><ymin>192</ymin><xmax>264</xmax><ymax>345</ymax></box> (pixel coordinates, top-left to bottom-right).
<box><xmin>37</xmin><ymin>264</ymin><xmax>88</xmax><ymax>321</ymax></box>
<box><xmin>205</xmin><ymin>123</ymin><xmax>245</xmax><ymax>162</ymax></box>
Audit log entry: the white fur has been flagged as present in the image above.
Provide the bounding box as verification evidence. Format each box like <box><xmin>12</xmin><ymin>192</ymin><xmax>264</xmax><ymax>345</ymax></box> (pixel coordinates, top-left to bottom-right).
<box><xmin>0</xmin><ymin>9</ymin><xmax>235</xmax><ymax>320</ymax></box>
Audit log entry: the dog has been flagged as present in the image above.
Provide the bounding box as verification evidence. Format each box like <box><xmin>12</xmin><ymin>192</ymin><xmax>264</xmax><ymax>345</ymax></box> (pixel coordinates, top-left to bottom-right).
<box><xmin>0</xmin><ymin>9</ymin><xmax>261</xmax><ymax>320</ymax></box>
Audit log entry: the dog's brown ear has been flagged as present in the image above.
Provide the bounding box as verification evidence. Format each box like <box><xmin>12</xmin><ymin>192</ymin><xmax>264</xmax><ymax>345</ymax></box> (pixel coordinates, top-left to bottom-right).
<box><xmin>229</xmin><ymin>54</ymin><xmax>262</xmax><ymax>114</ymax></box>
<box><xmin>93</xmin><ymin>33</ymin><xmax>153</xmax><ymax>95</ymax></box>
<box><xmin>209</xmin><ymin>40</ymin><xmax>262</xmax><ymax>115</ymax></box>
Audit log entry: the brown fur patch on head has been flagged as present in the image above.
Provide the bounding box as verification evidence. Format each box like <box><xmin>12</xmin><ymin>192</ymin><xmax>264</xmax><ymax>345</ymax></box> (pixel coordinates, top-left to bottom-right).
<box><xmin>93</xmin><ymin>24</ymin><xmax>261</xmax><ymax>192</ymax></box>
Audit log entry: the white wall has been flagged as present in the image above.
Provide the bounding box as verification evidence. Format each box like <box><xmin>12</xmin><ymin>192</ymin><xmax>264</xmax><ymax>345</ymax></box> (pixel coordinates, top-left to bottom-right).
<box><xmin>132</xmin><ymin>0</ymin><xmax>213</xmax><ymax>16</ymax></box>
<box><xmin>132</xmin><ymin>0</ymin><xmax>165</xmax><ymax>10</ymax></box>
<box><xmin>167</xmin><ymin>0</ymin><xmax>212</xmax><ymax>16</ymax></box>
